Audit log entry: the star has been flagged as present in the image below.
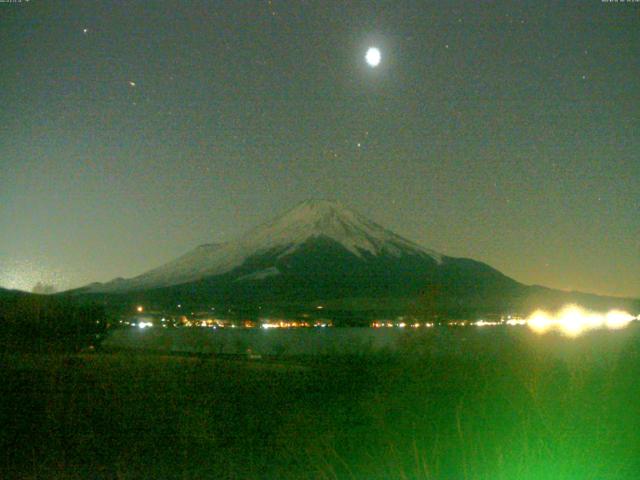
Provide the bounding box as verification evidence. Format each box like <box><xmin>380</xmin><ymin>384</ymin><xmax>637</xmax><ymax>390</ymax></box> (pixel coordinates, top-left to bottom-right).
<box><xmin>128</xmin><ymin>81</ymin><xmax>136</xmax><ymax>87</ymax></box>
<box><xmin>267</xmin><ymin>0</ymin><xmax>277</xmax><ymax>17</ymax></box>
<box><xmin>82</xmin><ymin>28</ymin><xmax>89</xmax><ymax>34</ymax></box>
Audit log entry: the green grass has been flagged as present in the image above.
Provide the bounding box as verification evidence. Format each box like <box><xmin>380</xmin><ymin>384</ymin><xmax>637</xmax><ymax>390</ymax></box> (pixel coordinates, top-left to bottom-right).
<box><xmin>1</xmin><ymin>326</ymin><xmax>639</xmax><ymax>479</ymax></box>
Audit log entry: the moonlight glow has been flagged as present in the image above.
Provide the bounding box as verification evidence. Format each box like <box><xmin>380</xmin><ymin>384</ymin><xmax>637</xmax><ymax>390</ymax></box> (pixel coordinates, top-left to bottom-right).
<box><xmin>365</xmin><ymin>47</ymin><xmax>381</xmax><ymax>67</ymax></box>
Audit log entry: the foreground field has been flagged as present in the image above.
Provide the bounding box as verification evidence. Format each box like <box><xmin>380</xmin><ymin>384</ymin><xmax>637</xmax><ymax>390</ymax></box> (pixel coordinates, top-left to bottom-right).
<box><xmin>2</xmin><ymin>326</ymin><xmax>640</xmax><ymax>479</ymax></box>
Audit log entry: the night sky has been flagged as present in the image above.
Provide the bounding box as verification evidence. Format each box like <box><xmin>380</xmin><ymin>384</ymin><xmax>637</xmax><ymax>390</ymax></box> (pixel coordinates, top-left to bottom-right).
<box><xmin>1</xmin><ymin>1</ymin><xmax>638</xmax><ymax>297</ymax></box>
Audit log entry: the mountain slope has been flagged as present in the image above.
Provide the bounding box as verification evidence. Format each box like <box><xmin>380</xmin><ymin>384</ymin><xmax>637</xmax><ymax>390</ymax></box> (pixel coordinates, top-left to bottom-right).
<box><xmin>76</xmin><ymin>200</ymin><xmax>638</xmax><ymax>318</ymax></box>
<box><xmin>87</xmin><ymin>200</ymin><xmax>443</xmax><ymax>293</ymax></box>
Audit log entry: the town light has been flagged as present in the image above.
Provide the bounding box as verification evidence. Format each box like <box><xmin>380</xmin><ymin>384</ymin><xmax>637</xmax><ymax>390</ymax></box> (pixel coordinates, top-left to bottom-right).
<box><xmin>526</xmin><ymin>305</ymin><xmax>635</xmax><ymax>337</ymax></box>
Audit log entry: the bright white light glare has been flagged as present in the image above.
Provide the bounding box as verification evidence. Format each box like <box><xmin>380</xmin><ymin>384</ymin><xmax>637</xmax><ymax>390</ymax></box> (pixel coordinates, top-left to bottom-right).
<box><xmin>605</xmin><ymin>310</ymin><xmax>635</xmax><ymax>330</ymax></box>
<box><xmin>138</xmin><ymin>321</ymin><xmax>153</xmax><ymax>329</ymax></box>
<box><xmin>526</xmin><ymin>305</ymin><xmax>635</xmax><ymax>337</ymax></box>
<box><xmin>365</xmin><ymin>47</ymin><xmax>381</xmax><ymax>67</ymax></box>
<box><xmin>506</xmin><ymin>319</ymin><xmax>527</xmax><ymax>326</ymax></box>
<box><xmin>527</xmin><ymin>310</ymin><xmax>553</xmax><ymax>334</ymax></box>
<box><xmin>559</xmin><ymin>306</ymin><xmax>587</xmax><ymax>337</ymax></box>
<box><xmin>475</xmin><ymin>320</ymin><xmax>500</xmax><ymax>327</ymax></box>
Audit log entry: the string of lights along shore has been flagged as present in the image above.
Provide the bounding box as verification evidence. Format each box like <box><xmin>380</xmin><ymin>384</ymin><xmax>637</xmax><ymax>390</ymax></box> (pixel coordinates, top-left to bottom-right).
<box><xmin>0</xmin><ymin>1</ymin><xmax>638</xmax><ymax>300</ymax></box>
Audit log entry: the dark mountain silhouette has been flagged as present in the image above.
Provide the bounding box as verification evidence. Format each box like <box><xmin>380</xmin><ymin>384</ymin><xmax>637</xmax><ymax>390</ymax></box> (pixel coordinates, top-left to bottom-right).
<box><xmin>69</xmin><ymin>200</ymin><xmax>638</xmax><ymax>321</ymax></box>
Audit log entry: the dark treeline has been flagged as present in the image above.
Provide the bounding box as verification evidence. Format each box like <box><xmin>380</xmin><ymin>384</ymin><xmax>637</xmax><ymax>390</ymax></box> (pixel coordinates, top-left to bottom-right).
<box><xmin>0</xmin><ymin>290</ymin><xmax>106</xmax><ymax>351</ymax></box>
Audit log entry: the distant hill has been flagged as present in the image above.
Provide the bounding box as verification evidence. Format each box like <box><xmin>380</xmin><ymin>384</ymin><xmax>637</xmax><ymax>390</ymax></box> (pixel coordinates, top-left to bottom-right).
<box><xmin>0</xmin><ymin>288</ymin><xmax>106</xmax><ymax>350</ymax></box>
<box><xmin>0</xmin><ymin>287</ymin><xmax>28</xmax><ymax>299</ymax></box>
<box><xmin>69</xmin><ymin>200</ymin><xmax>639</xmax><ymax>320</ymax></box>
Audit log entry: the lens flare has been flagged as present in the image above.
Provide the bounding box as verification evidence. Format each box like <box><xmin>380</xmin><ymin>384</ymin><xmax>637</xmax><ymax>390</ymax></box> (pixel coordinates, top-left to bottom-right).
<box><xmin>526</xmin><ymin>304</ymin><xmax>636</xmax><ymax>337</ymax></box>
<box><xmin>605</xmin><ymin>310</ymin><xmax>635</xmax><ymax>330</ymax></box>
<box><xmin>557</xmin><ymin>305</ymin><xmax>589</xmax><ymax>337</ymax></box>
<box><xmin>527</xmin><ymin>310</ymin><xmax>553</xmax><ymax>334</ymax></box>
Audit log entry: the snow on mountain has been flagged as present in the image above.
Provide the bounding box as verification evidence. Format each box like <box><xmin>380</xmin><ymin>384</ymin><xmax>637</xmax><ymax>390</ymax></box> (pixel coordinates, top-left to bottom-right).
<box><xmin>88</xmin><ymin>200</ymin><xmax>443</xmax><ymax>292</ymax></box>
<box><xmin>235</xmin><ymin>266</ymin><xmax>281</xmax><ymax>283</ymax></box>
<box><xmin>241</xmin><ymin>200</ymin><xmax>441</xmax><ymax>260</ymax></box>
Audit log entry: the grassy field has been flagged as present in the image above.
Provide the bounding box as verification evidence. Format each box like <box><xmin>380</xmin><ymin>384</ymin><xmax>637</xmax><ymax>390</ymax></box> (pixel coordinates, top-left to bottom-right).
<box><xmin>1</xmin><ymin>325</ymin><xmax>639</xmax><ymax>479</ymax></box>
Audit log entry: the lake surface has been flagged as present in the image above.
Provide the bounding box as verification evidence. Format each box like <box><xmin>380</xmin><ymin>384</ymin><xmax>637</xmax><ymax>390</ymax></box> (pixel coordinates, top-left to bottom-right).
<box><xmin>103</xmin><ymin>323</ymin><xmax>640</xmax><ymax>359</ymax></box>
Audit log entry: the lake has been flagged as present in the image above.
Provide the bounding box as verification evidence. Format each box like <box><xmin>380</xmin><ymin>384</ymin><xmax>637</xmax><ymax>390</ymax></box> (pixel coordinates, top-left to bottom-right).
<box><xmin>103</xmin><ymin>323</ymin><xmax>639</xmax><ymax>360</ymax></box>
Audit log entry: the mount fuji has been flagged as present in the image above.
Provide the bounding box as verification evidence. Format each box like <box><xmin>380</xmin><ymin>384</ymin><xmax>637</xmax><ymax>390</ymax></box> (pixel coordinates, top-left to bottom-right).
<box><xmin>76</xmin><ymin>200</ymin><xmax>637</xmax><ymax>319</ymax></box>
<box><xmin>87</xmin><ymin>200</ymin><xmax>445</xmax><ymax>292</ymax></box>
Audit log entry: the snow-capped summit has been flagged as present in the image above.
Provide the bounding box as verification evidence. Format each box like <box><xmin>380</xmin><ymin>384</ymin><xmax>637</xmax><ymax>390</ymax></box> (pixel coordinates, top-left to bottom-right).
<box><xmin>242</xmin><ymin>199</ymin><xmax>442</xmax><ymax>260</ymax></box>
<box><xmin>72</xmin><ymin>200</ymin><xmax>639</xmax><ymax>318</ymax></box>
<box><xmin>87</xmin><ymin>200</ymin><xmax>443</xmax><ymax>292</ymax></box>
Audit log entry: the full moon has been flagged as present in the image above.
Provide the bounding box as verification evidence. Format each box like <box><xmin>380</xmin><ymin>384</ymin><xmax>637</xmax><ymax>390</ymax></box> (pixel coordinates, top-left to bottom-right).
<box><xmin>365</xmin><ymin>47</ymin><xmax>381</xmax><ymax>67</ymax></box>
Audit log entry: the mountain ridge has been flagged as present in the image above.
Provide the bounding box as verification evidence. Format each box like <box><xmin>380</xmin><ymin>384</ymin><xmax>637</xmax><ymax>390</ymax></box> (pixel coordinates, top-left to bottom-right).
<box><xmin>86</xmin><ymin>199</ymin><xmax>444</xmax><ymax>293</ymax></box>
<box><xmin>70</xmin><ymin>200</ymin><xmax>639</xmax><ymax>318</ymax></box>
